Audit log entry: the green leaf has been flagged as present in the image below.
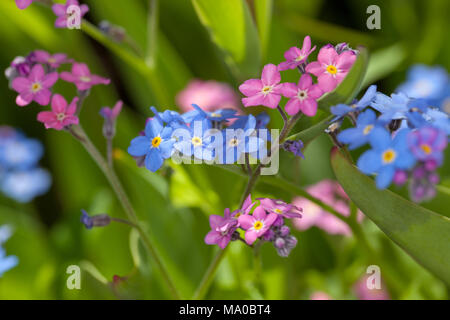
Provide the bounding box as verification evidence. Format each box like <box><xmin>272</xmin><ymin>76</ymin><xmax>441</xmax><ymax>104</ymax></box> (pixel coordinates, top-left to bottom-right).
<box><xmin>254</xmin><ymin>0</ymin><xmax>273</xmax><ymax>61</ymax></box>
<box><xmin>287</xmin><ymin>46</ymin><xmax>369</xmax><ymax>144</ymax></box>
<box><xmin>331</xmin><ymin>148</ymin><xmax>450</xmax><ymax>285</ymax></box>
<box><xmin>191</xmin><ymin>0</ymin><xmax>261</xmax><ymax>80</ymax></box>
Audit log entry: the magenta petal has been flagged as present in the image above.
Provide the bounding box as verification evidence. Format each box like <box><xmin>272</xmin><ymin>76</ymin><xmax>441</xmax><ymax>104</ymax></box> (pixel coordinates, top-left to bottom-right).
<box><xmin>204</xmin><ymin>231</ymin><xmax>221</xmax><ymax>245</ymax></box>
<box><xmin>242</xmin><ymin>194</ymin><xmax>252</xmax><ymax>211</ymax></box>
<box><xmin>318</xmin><ymin>74</ymin><xmax>337</xmax><ymax>92</ymax></box>
<box><xmin>308</xmin><ymin>85</ymin><xmax>323</xmax><ymax>99</ymax></box>
<box><xmin>239</xmin><ymin>79</ymin><xmax>263</xmax><ymax>96</ymax></box>
<box><xmin>264</xmin><ymin>213</ymin><xmax>278</xmax><ymax>227</ymax></box>
<box><xmin>34</xmin><ymin>50</ymin><xmax>50</xmax><ymax>62</ymax></box>
<box><xmin>51</xmin><ymin>94</ymin><xmax>67</xmax><ymax>113</ymax></box>
<box><xmin>301</xmin><ymin>36</ymin><xmax>312</xmax><ymax>53</ymax></box>
<box><xmin>29</xmin><ymin>64</ymin><xmax>45</xmax><ymax>82</ymax></box>
<box><xmin>280</xmin><ymin>82</ymin><xmax>298</xmax><ymax>98</ymax></box>
<box><xmin>238</xmin><ymin>215</ymin><xmax>255</xmax><ymax>230</ymax></box>
<box><xmin>252</xmin><ymin>206</ymin><xmax>267</xmax><ymax>220</ymax></box>
<box><xmin>285</xmin><ymin>99</ymin><xmax>301</xmax><ymax>116</ymax></box>
<box><xmin>298</xmin><ymin>73</ymin><xmax>313</xmax><ymax>90</ymax></box>
<box><xmin>245</xmin><ymin>230</ymin><xmax>258</xmax><ymax>245</ymax></box>
<box><xmin>242</xmin><ymin>94</ymin><xmax>265</xmax><ymax>107</ymax></box>
<box><xmin>217</xmin><ymin>237</ymin><xmax>230</xmax><ymax>249</ymax></box>
<box><xmin>318</xmin><ymin>45</ymin><xmax>338</xmax><ymax>65</ymax></box>
<box><xmin>305</xmin><ymin>61</ymin><xmax>323</xmax><ymax>76</ymax></box>
<box><xmin>336</xmin><ymin>51</ymin><xmax>356</xmax><ymax>71</ymax></box>
<box><xmin>52</xmin><ymin>3</ymin><xmax>66</xmax><ymax>16</ymax></box>
<box><xmin>261</xmin><ymin>64</ymin><xmax>281</xmax><ymax>86</ymax></box>
<box><xmin>37</xmin><ymin>111</ymin><xmax>56</xmax><ymax>124</ymax></box>
<box><xmin>12</xmin><ymin>77</ymin><xmax>31</xmax><ymax>93</ymax></box>
<box><xmin>261</xmin><ymin>93</ymin><xmax>281</xmax><ymax>109</ymax></box>
<box><xmin>41</xmin><ymin>72</ymin><xmax>58</xmax><ymax>88</ymax></box>
<box><xmin>33</xmin><ymin>89</ymin><xmax>52</xmax><ymax>106</ymax></box>
<box><xmin>284</xmin><ymin>47</ymin><xmax>301</xmax><ymax>61</ymax></box>
<box><xmin>72</xmin><ymin>63</ymin><xmax>90</xmax><ymax>77</ymax></box>
<box><xmin>60</xmin><ymin>71</ymin><xmax>77</xmax><ymax>83</ymax></box>
<box><xmin>55</xmin><ymin>16</ymin><xmax>68</xmax><ymax>28</ymax></box>
<box><xmin>300</xmin><ymin>98</ymin><xmax>318</xmax><ymax>117</ymax></box>
<box><xmin>90</xmin><ymin>75</ymin><xmax>110</xmax><ymax>85</ymax></box>
<box><xmin>16</xmin><ymin>0</ymin><xmax>33</xmax><ymax>10</ymax></box>
<box><xmin>63</xmin><ymin>115</ymin><xmax>79</xmax><ymax>127</ymax></box>
<box><xmin>80</xmin><ymin>4</ymin><xmax>90</xmax><ymax>15</ymax></box>
<box><xmin>209</xmin><ymin>215</ymin><xmax>224</xmax><ymax>228</ymax></box>
<box><xmin>16</xmin><ymin>93</ymin><xmax>33</xmax><ymax>107</ymax></box>
<box><xmin>277</xmin><ymin>61</ymin><xmax>292</xmax><ymax>71</ymax></box>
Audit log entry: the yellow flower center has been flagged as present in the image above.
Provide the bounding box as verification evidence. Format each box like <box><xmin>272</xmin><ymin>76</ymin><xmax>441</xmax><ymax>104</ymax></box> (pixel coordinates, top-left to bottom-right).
<box><xmin>191</xmin><ymin>136</ymin><xmax>202</xmax><ymax>147</ymax></box>
<box><xmin>56</xmin><ymin>113</ymin><xmax>66</xmax><ymax>121</ymax></box>
<box><xmin>48</xmin><ymin>58</ymin><xmax>56</xmax><ymax>63</ymax></box>
<box><xmin>420</xmin><ymin>144</ymin><xmax>432</xmax><ymax>155</ymax></box>
<box><xmin>326</xmin><ymin>65</ymin><xmax>337</xmax><ymax>75</ymax></box>
<box><xmin>253</xmin><ymin>221</ymin><xmax>263</xmax><ymax>231</ymax></box>
<box><xmin>229</xmin><ymin>137</ymin><xmax>239</xmax><ymax>147</ymax></box>
<box><xmin>210</xmin><ymin>113</ymin><xmax>221</xmax><ymax>118</ymax></box>
<box><xmin>382</xmin><ymin>149</ymin><xmax>396</xmax><ymax>164</ymax></box>
<box><xmin>262</xmin><ymin>86</ymin><xmax>273</xmax><ymax>95</ymax></box>
<box><xmin>79</xmin><ymin>76</ymin><xmax>91</xmax><ymax>82</ymax></box>
<box><xmin>363</xmin><ymin>124</ymin><xmax>374</xmax><ymax>135</ymax></box>
<box><xmin>234</xmin><ymin>211</ymin><xmax>242</xmax><ymax>218</ymax></box>
<box><xmin>295</xmin><ymin>54</ymin><xmax>305</xmax><ymax>62</ymax></box>
<box><xmin>274</xmin><ymin>209</ymin><xmax>283</xmax><ymax>214</ymax></box>
<box><xmin>31</xmin><ymin>82</ymin><xmax>42</xmax><ymax>93</ymax></box>
<box><xmin>151</xmin><ymin>136</ymin><xmax>162</xmax><ymax>148</ymax></box>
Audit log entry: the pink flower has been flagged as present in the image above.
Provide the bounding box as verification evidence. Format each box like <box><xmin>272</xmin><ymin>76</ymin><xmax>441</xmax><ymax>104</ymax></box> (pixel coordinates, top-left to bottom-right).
<box><xmin>281</xmin><ymin>74</ymin><xmax>323</xmax><ymax>116</ymax></box>
<box><xmin>292</xmin><ymin>180</ymin><xmax>364</xmax><ymax>236</ymax></box>
<box><xmin>238</xmin><ymin>206</ymin><xmax>277</xmax><ymax>245</ymax></box>
<box><xmin>232</xmin><ymin>194</ymin><xmax>256</xmax><ymax>220</ymax></box>
<box><xmin>52</xmin><ymin>0</ymin><xmax>89</xmax><ymax>29</ymax></box>
<box><xmin>278</xmin><ymin>36</ymin><xmax>316</xmax><ymax>71</ymax></box>
<box><xmin>100</xmin><ymin>100</ymin><xmax>123</xmax><ymax>121</ymax></box>
<box><xmin>60</xmin><ymin>63</ymin><xmax>110</xmax><ymax>91</ymax></box>
<box><xmin>204</xmin><ymin>208</ymin><xmax>238</xmax><ymax>249</ymax></box>
<box><xmin>33</xmin><ymin>50</ymin><xmax>72</xmax><ymax>69</ymax></box>
<box><xmin>257</xmin><ymin>198</ymin><xmax>302</xmax><ymax>219</ymax></box>
<box><xmin>239</xmin><ymin>64</ymin><xmax>284</xmax><ymax>109</ymax></box>
<box><xmin>354</xmin><ymin>275</ymin><xmax>390</xmax><ymax>300</ymax></box>
<box><xmin>176</xmin><ymin>79</ymin><xmax>239</xmax><ymax>113</ymax></box>
<box><xmin>15</xmin><ymin>0</ymin><xmax>33</xmax><ymax>9</ymax></box>
<box><xmin>11</xmin><ymin>64</ymin><xmax>58</xmax><ymax>107</ymax></box>
<box><xmin>305</xmin><ymin>44</ymin><xmax>356</xmax><ymax>93</ymax></box>
<box><xmin>310</xmin><ymin>291</ymin><xmax>333</xmax><ymax>300</ymax></box>
<box><xmin>37</xmin><ymin>94</ymin><xmax>79</xmax><ymax>130</ymax></box>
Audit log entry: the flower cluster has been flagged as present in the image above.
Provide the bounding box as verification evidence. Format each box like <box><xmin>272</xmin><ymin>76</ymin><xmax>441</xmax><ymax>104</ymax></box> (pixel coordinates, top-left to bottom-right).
<box><xmin>204</xmin><ymin>195</ymin><xmax>302</xmax><ymax>257</ymax></box>
<box><xmin>0</xmin><ymin>126</ymin><xmax>51</xmax><ymax>203</ymax></box>
<box><xmin>5</xmin><ymin>50</ymin><xmax>111</xmax><ymax>131</ymax></box>
<box><xmin>16</xmin><ymin>0</ymin><xmax>89</xmax><ymax>29</ymax></box>
<box><xmin>128</xmin><ymin>105</ymin><xmax>270</xmax><ymax>172</ymax></box>
<box><xmin>0</xmin><ymin>225</ymin><xmax>18</xmax><ymax>277</ymax></box>
<box><xmin>239</xmin><ymin>37</ymin><xmax>357</xmax><ymax>116</ymax></box>
<box><xmin>333</xmin><ymin>65</ymin><xmax>449</xmax><ymax>202</ymax></box>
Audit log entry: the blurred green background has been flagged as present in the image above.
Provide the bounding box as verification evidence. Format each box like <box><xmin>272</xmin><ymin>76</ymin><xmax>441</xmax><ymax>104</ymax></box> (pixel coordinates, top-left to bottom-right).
<box><xmin>0</xmin><ymin>0</ymin><xmax>449</xmax><ymax>299</ymax></box>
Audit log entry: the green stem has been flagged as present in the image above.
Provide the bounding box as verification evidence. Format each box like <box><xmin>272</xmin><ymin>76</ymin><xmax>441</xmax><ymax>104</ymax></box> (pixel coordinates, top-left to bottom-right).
<box><xmin>192</xmin><ymin>248</ymin><xmax>228</xmax><ymax>300</ymax></box>
<box><xmin>69</xmin><ymin>125</ymin><xmax>181</xmax><ymax>299</ymax></box>
<box><xmin>253</xmin><ymin>241</ymin><xmax>264</xmax><ymax>294</ymax></box>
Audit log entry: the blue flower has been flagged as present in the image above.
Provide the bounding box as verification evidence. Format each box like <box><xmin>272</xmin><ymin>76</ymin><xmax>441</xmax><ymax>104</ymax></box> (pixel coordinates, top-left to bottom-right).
<box><xmin>1</xmin><ymin>168</ymin><xmax>51</xmax><ymax>203</ymax></box>
<box><xmin>370</xmin><ymin>92</ymin><xmax>410</xmax><ymax>123</ymax></box>
<box><xmin>150</xmin><ymin>106</ymin><xmax>186</xmax><ymax>129</ymax></box>
<box><xmin>80</xmin><ymin>210</ymin><xmax>111</xmax><ymax>229</ymax></box>
<box><xmin>221</xmin><ymin>115</ymin><xmax>262</xmax><ymax>164</ymax></box>
<box><xmin>407</xmin><ymin>107</ymin><xmax>450</xmax><ymax>135</ymax></box>
<box><xmin>396</xmin><ymin>65</ymin><xmax>449</xmax><ymax>102</ymax></box>
<box><xmin>337</xmin><ymin>109</ymin><xmax>381</xmax><ymax>150</ymax></box>
<box><xmin>182</xmin><ymin>104</ymin><xmax>238</xmax><ymax>123</ymax></box>
<box><xmin>0</xmin><ymin>225</ymin><xmax>18</xmax><ymax>277</ymax></box>
<box><xmin>0</xmin><ymin>133</ymin><xmax>43</xmax><ymax>170</ymax></box>
<box><xmin>330</xmin><ymin>85</ymin><xmax>377</xmax><ymax>122</ymax></box>
<box><xmin>173</xmin><ymin>119</ymin><xmax>215</xmax><ymax>161</ymax></box>
<box><xmin>128</xmin><ymin>117</ymin><xmax>175</xmax><ymax>172</ymax></box>
<box><xmin>357</xmin><ymin>128</ymin><xmax>416</xmax><ymax>189</ymax></box>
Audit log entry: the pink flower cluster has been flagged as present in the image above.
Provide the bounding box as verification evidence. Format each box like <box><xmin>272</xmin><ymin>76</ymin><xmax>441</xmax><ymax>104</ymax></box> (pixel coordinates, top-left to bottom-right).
<box><xmin>6</xmin><ymin>50</ymin><xmax>110</xmax><ymax>131</ymax></box>
<box><xmin>292</xmin><ymin>180</ymin><xmax>364</xmax><ymax>236</ymax></box>
<box><xmin>16</xmin><ymin>0</ymin><xmax>89</xmax><ymax>29</ymax></box>
<box><xmin>239</xmin><ymin>36</ymin><xmax>357</xmax><ymax>117</ymax></box>
<box><xmin>205</xmin><ymin>195</ymin><xmax>302</xmax><ymax>257</ymax></box>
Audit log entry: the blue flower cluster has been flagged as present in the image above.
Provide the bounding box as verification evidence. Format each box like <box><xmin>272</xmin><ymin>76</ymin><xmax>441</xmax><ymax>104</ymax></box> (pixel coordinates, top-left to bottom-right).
<box><xmin>128</xmin><ymin>105</ymin><xmax>270</xmax><ymax>172</ymax></box>
<box><xmin>0</xmin><ymin>225</ymin><xmax>18</xmax><ymax>277</ymax></box>
<box><xmin>0</xmin><ymin>126</ymin><xmax>51</xmax><ymax>203</ymax></box>
<box><xmin>332</xmin><ymin>65</ymin><xmax>449</xmax><ymax>203</ymax></box>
